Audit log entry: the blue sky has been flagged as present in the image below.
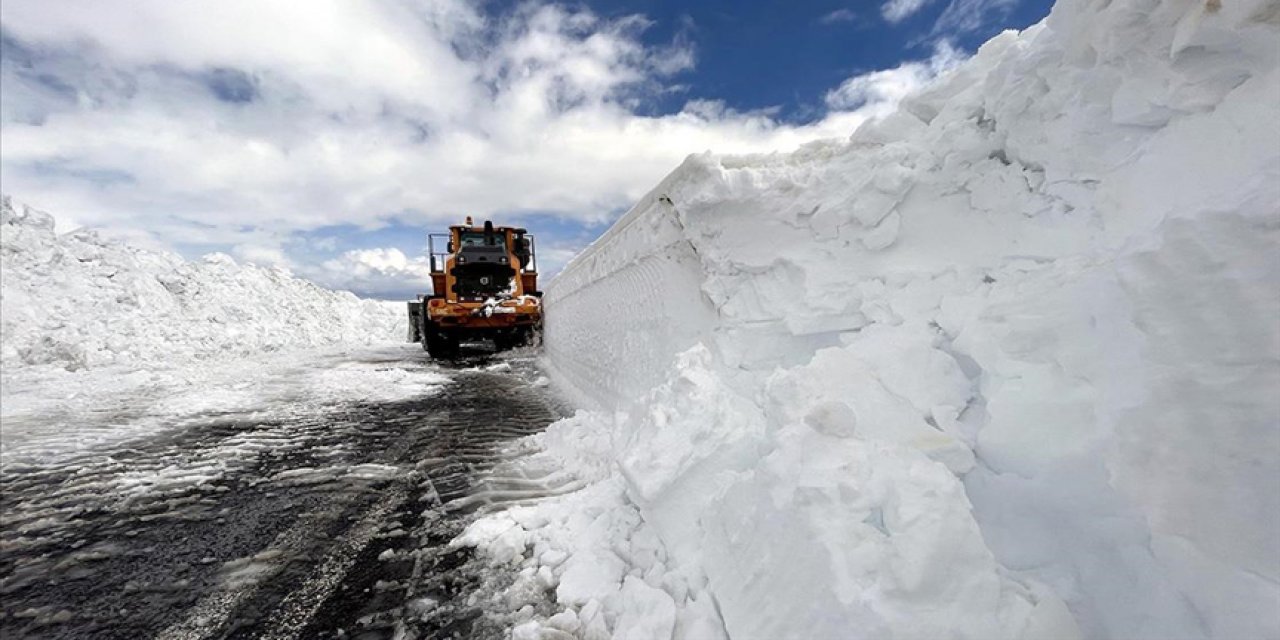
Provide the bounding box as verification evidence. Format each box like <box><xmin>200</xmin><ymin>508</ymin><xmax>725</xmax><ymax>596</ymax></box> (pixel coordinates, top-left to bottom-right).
<box><xmin>576</xmin><ymin>0</ymin><xmax>1053</xmax><ymax>119</ymax></box>
<box><xmin>1</xmin><ymin>0</ymin><xmax>1052</xmax><ymax>300</ymax></box>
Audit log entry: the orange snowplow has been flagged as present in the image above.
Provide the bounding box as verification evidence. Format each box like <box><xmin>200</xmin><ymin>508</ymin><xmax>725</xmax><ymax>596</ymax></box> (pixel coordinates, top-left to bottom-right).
<box><xmin>407</xmin><ymin>217</ymin><xmax>542</xmax><ymax>358</ymax></box>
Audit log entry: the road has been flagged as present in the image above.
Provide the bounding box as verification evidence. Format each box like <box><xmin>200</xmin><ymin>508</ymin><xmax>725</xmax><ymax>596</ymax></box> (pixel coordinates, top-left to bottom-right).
<box><xmin>0</xmin><ymin>347</ymin><xmax>570</xmax><ymax>639</ymax></box>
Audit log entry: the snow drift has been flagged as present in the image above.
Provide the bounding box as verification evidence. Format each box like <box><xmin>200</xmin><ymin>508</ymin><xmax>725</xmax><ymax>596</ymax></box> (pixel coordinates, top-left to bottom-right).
<box><xmin>0</xmin><ymin>196</ymin><xmax>403</xmax><ymax>372</ymax></box>
<box><xmin>464</xmin><ymin>0</ymin><xmax>1280</xmax><ymax>638</ymax></box>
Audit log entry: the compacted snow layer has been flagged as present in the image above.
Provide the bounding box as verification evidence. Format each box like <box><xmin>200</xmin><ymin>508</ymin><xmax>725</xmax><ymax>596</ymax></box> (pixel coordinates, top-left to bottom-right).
<box><xmin>0</xmin><ymin>343</ymin><xmax>446</xmax><ymax>461</ymax></box>
<box><xmin>0</xmin><ymin>195</ymin><xmax>404</xmax><ymax>373</ymax></box>
<box><xmin>462</xmin><ymin>0</ymin><xmax>1280</xmax><ymax>638</ymax></box>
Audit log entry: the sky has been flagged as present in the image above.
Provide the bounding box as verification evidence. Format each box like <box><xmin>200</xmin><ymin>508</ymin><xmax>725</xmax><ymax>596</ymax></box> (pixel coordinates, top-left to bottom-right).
<box><xmin>0</xmin><ymin>0</ymin><xmax>1053</xmax><ymax>300</ymax></box>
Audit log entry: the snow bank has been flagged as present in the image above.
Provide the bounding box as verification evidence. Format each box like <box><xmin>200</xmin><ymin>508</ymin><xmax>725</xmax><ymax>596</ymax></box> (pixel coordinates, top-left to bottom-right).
<box><xmin>467</xmin><ymin>0</ymin><xmax>1280</xmax><ymax>637</ymax></box>
<box><xmin>1</xmin><ymin>195</ymin><xmax>404</xmax><ymax>372</ymax></box>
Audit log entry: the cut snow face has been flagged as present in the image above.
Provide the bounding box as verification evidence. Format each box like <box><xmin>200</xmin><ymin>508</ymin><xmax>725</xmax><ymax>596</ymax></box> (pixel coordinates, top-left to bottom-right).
<box><xmin>457</xmin><ymin>0</ymin><xmax>1280</xmax><ymax>638</ymax></box>
<box><xmin>0</xmin><ymin>195</ymin><xmax>405</xmax><ymax>373</ymax></box>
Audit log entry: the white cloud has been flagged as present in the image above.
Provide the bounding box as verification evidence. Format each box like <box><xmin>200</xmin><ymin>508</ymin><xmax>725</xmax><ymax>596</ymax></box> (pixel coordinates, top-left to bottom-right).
<box><xmin>0</xmin><ymin>0</ymin><xmax>969</xmax><ymax>297</ymax></box>
<box><xmin>881</xmin><ymin>0</ymin><xmax>935</xmax><ymax>24</ymax></box>
<box><xmin>304</xmin><ymin>236</ymin><xmax>340</xmax><ymax>252</ymax></box>
<box><xmin>0</xmin><ymin>0</ymin><xmax>476</xmax><ymax>114</ymax></box>
<box><xmin>824</xmin><ymin>40</ymin><xmax>966</xmax><ymax>113</ymax></box>
<box><xmin>232</xmin><ymin>243</ymin><xmax>293</xmax><ymax>269</ymax></box>
<box><xmin>930</xmin><ymin>0</ymin><xmax>1019</xmax><ymax>37</ymax></box>
<box><xmin>312</xmin><ymin>247</ymin><xmax>433</xmax><ymax>298</ymax></box>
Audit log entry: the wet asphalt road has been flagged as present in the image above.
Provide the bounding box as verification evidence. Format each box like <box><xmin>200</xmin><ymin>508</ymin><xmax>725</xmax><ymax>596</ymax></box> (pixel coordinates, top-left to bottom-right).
<box><xmin>0</xmin><ymin>349</ymin><xmax>569</xmax><ymax>640</ymax></box>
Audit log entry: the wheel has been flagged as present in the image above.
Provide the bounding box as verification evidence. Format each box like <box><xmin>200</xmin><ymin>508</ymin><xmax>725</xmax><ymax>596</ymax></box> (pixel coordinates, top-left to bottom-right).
<box><xmin>492</xmin><ymin>333</ymin><xmax>514</xmax><ymax>352</ymax></box>
<box><xmin>518</xmin><ymin>326</ymin><xmax>538</xmax><ymax>347</ymax></box>
<box><xmin>427</xmin><ymin>312</ymin><xmax>437</xmax><ymax>353</ymax></box>
<box><xmin>423</xmin><ymin>324</ymin><xmax>459</xmax><ymax>359</ymax></box>
<box><xmin>443</xmin><ymin>334</ymin><xmax>460</xmax><ymax>358</ymax></box>
<box><xmin>426</xmin><ymin>332</ymin><xmax>459</xmax><ymax>359</ymax></box>
<box><xmin>493</xmin><ymin>328</ymin><xmax>532</xmax><ymax>352</ymax></box>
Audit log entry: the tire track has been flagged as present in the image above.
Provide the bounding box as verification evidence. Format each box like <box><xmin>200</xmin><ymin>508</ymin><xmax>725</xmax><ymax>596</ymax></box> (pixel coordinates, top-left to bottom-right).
<box><xmin>0</xmin><ymin>352</ymin><xmax>571</xmax><ymax>640</ymax></box>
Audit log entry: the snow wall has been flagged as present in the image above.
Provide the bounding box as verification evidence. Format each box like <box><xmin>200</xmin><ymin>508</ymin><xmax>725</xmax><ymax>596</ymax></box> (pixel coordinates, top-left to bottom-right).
<box><xmin>0</xmin><ymin>196</ymin><xmax>404</xmax><ymax>372</ymax></box>
<box><xmin>539</xmin><ymin>0</ymin><xmax>1280</xmax><ymax>637</ymax></box>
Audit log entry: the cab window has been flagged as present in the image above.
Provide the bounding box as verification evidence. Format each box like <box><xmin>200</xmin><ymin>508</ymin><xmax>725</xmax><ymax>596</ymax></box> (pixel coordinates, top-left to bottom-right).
<box><xmin>459</xmin><ymin>231</ymin><xmax>505</xmax><ymax>249</ymax></box>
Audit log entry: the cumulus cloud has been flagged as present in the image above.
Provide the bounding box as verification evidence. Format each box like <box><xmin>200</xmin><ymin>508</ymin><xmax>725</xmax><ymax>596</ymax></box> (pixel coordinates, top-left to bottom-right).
<box><xmin>824</xmin><ymin>40</ymin><xmax>966</xmax><ymax>113</ymax></box>
<box><xmin>232</xmin><ymin>243</ymin><xmax>293</xmax><ymax>269</ymax></box>
<box><xmin>2</xmin><ymin>1</ymin><xmax>732</xmax><ymax>231</ymax></box>
<box><xmin>0</xmin><ymin>0</ymin><xmax>968</xmax><ymax>297</ymax></box>
<box><xmin>312</xmin><ymin>247</ymin><xmax>434</xmax><ymax>299</ymax></box>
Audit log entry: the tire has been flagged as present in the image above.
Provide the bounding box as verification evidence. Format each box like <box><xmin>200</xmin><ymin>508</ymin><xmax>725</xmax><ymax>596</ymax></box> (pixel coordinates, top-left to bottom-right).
<box><xmin>423</xmin><ymin>323</ymin><xmax>459</xmax><ymax>359</ymax></box>
<box><xmin>515</xmin><ymin>327</ymin><xmax>533</xmax><ymax>348</ymax></box>
<box><xmin>425</xmin><ymin>333</ymin><xmax>453</xmax><ymax>358</ymax></box>
<box><xmin>518</xmin><ymin>326</ymin><xmax>538</xmax><ymax>348</ymax></box>
<box><xmin>493</xmin><ymin>328</ymin><xmax>532</xmax><ymax>353</ymax></box>
<box><xmin>492</xmin><ymin>333</ymin><xmax>513</xmax><ymax>353</ymax></box>
<box><xmin>424</xmin><ymin>308</ymin><xmax>440</xmax><ymax>350</ymax></box>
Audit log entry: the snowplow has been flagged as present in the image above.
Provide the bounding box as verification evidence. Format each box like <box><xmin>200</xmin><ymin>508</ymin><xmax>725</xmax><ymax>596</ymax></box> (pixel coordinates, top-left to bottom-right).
<box><xmin>407</xmin><ymin>217</ymin><xmax>542</xmax><ymax>358</ymax></box>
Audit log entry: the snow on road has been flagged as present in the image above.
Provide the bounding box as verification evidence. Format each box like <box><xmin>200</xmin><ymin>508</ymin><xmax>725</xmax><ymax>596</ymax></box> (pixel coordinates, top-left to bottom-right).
<box><xmin>1</xmin><ymin>343</ymin><xmax>445</xmax><ymax>462</ymax></box>
<box><xmin>1</xmin><ymin>347</ymin><xmax>572</xmax><ymax>639</ymax></box>
<box><xmin>1</xmin><ymin>343</ymin><xmax>443</xmax><ymax>458</ymax></box>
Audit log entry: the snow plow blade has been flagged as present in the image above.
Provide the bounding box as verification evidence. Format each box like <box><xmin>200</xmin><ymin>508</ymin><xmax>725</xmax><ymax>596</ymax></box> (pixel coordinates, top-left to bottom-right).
<box><xmin>407</xmin><ymin>301</ymin><xmax>424</xmax><ymax>343</ymax></box>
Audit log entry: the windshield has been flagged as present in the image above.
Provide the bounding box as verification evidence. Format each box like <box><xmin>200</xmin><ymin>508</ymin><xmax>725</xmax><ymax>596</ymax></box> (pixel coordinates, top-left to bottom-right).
<box><xmin>459</xmin><ymin>231</ymin><xmax>505</xmax><ymax>249</ymax></box>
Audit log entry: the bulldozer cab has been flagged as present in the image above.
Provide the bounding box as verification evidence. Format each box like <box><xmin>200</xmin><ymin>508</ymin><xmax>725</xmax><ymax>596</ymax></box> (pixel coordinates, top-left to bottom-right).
<box><xmin>426</xmin><ymin>223</ymin><xmax>539</xmax><ymax>300</ymax></box>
